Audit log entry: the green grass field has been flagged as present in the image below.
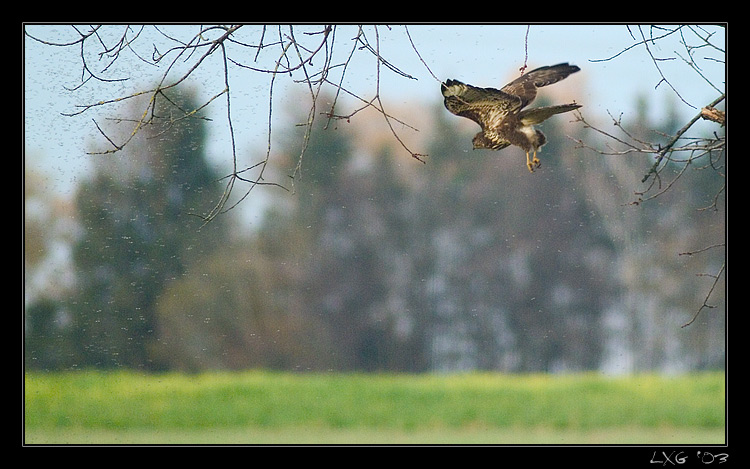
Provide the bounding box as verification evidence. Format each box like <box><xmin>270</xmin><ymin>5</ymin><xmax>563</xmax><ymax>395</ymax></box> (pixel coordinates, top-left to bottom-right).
<box><xmin>24</xmin><ymin>370</ymin><xmax>725</xmax><ymax>445</ymax></box>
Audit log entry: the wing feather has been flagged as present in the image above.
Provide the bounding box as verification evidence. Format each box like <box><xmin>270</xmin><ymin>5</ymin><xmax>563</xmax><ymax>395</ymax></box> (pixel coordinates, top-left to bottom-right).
<box><xmin>501</xmin><ymin>63</ymin><xmax>580</xmax><ymax>108</ymax></box>
<box><xmin>441</xmin><ymin>79</ymin><xmax>521</xmax><ymax>129</ymax></box>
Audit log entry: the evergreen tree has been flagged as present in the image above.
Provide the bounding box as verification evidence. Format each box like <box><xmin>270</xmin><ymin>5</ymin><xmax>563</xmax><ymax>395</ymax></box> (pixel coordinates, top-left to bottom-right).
<box><xmin>265</xmin><ymin>97</ymin><xmax>615</xmax><ymax>373</ymax></box>
<box><xmin>68</xmin><ymin>88</ymin><xmax>226</xmax><ymax>369</ymax></box>
<box><xmin>416</xmin><ymin>99</ymin><xmax>615</xmax><ymax>372</ymax></box>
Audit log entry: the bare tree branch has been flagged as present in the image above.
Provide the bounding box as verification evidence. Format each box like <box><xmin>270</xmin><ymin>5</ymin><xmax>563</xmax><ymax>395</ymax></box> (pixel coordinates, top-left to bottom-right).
<box><xmin>641</xmin><ymin>93</ymin><xmax>725</xmax><ymax>185</ymax></box>
<box><xmin>580</xmin><ymin>25</ymin><xmax>725</xmax><ymax>328</ymax></box>
<box><xmin>680</xmin><ymin>260</ymin><xmax>725</xmax><ymax>328</ymax></box>
<box><xmin>26</xmin><ymin>24</ymin><xmax>430</xmax><ymax>220</ymax></box>
<box><xmin>678</xmin><ymin>242</ymin><xmax>725</xmax><ymax>327</ymax></box>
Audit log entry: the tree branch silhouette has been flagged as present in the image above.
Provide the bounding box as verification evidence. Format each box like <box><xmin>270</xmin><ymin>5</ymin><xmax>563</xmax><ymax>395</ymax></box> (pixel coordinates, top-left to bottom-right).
<box><xmin>577</xmin><ymin>24</ymin><xmax>725</xmax><ymax>327</ymax></box>
<box><xmin>25</xmin><ymin>25</ymin><xmax>430</xmax><ymax>224</ymax></box>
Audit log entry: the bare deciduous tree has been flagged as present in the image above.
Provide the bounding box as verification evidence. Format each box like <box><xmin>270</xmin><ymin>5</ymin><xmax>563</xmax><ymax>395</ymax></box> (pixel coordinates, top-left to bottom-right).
<box><xmin>25</xmin><ymin>24</ymin><xmax>431</xmax><ymax>224</ymax></box>
<box><xmin>574</xmin><ymin>26</ymin><xmax>725</xmax><ymax>203</ymax></box>
<box><xmin>569</xmin><ymin>25</ymin><xmax>725</xmax><ymax>327</ymax></box>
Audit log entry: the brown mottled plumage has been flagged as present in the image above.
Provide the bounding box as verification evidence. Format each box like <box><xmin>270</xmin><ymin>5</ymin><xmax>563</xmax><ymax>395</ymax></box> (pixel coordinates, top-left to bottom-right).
<box><xmin>441</xmin><ymin>63</ymin><xmax>581</xmax><ymax>172</ymax></box>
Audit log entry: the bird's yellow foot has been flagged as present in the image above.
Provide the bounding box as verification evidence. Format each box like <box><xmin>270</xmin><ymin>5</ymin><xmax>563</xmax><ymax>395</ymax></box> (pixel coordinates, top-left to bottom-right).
<box><xmin>526</xmin><ymin>151</ymin><xmax>542</xmax><ymax>172</ymax></box>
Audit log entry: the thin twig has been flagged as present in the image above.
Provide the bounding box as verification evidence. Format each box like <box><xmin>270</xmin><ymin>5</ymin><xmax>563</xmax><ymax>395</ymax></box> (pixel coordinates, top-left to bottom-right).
<box><xmin>682</xmin><ymin>261</ymin><xmax>725</xmax><ymax>328</ymax></box>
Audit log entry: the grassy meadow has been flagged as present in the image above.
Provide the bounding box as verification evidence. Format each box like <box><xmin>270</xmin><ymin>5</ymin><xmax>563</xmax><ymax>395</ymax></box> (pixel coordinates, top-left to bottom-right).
<box><xmin>24</xmin><ymin>370</ymin><xmax>725</xmax><ymax>445</ymax></box>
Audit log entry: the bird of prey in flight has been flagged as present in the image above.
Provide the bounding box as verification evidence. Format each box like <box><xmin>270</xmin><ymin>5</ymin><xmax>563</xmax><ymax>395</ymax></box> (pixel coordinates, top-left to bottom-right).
<box><xmin>441</xmin><ymin>63</ymin><xmax>581</xmax><ymax>172</ymax></box>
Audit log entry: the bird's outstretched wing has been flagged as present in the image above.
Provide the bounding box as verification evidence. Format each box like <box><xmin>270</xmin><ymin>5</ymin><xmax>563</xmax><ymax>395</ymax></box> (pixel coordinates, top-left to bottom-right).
<box><xmin>501</xmin><ymin>63</ymin><xmax>581</xmax><ymax>108</ymax></box>
<box><xmin>441</xmin><ymin>79</ymin><xmax>522</xmax><ymax>130</ymax></box>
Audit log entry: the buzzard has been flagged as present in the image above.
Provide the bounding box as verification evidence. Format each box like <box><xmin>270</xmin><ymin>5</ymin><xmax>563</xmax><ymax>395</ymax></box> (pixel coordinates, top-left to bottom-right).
<box><xmin>441</xmin><ymin>63</ymin><xmax>581</xmax><ymax>172</ymax></box>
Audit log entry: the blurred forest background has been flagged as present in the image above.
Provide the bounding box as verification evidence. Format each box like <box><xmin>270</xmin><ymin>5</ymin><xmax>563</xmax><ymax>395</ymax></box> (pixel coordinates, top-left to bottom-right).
<box><xmin>24</xmin><ymin>26</ymin><xmax>725</xmax><ymax>375</ymax></box>
<box><xmin>24</xmin><ymin>88</ymin><xmax>725</xmax><ymax>374</ymax></box>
